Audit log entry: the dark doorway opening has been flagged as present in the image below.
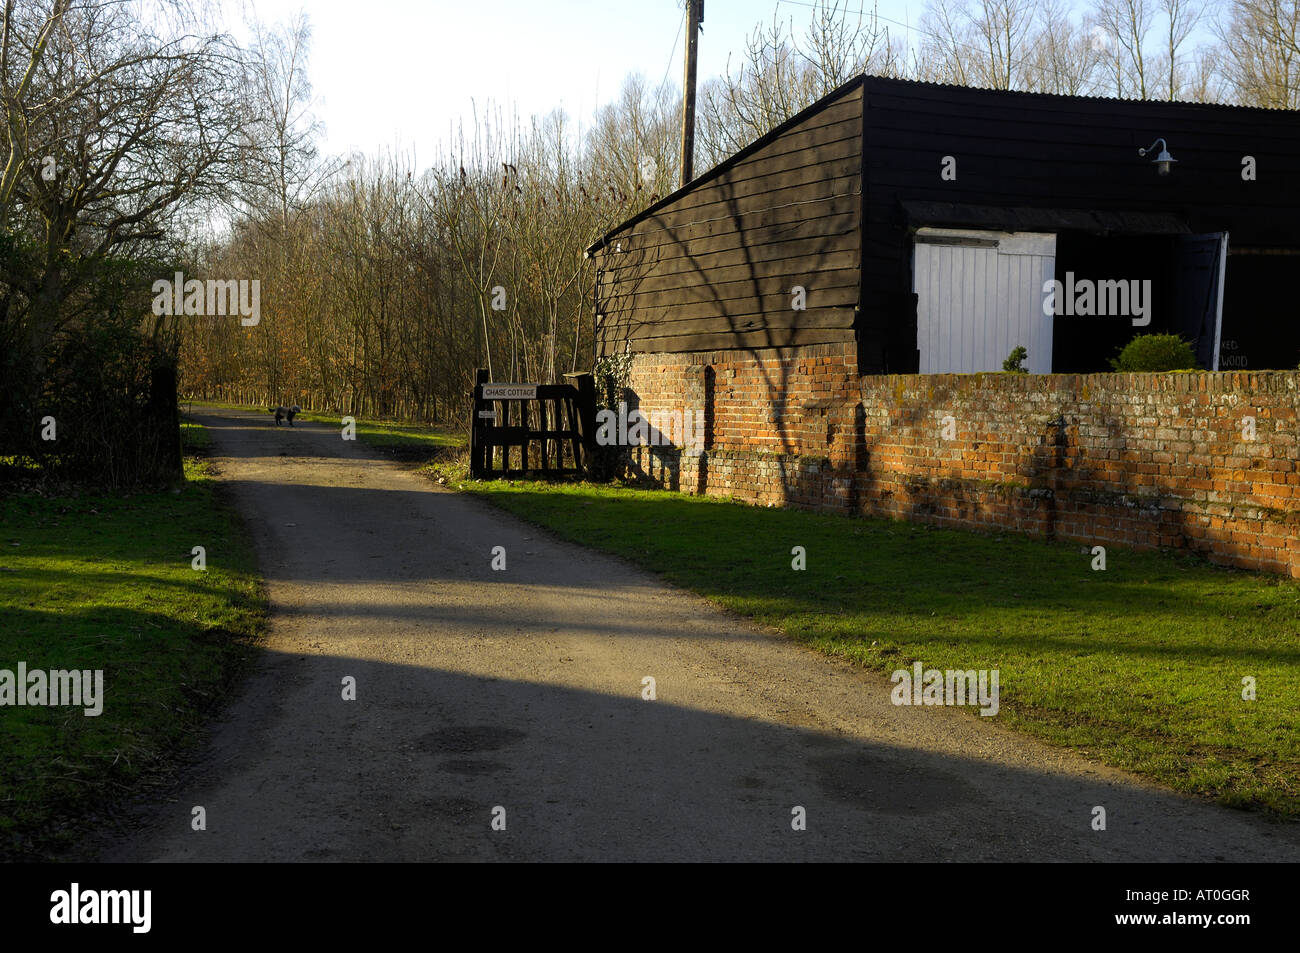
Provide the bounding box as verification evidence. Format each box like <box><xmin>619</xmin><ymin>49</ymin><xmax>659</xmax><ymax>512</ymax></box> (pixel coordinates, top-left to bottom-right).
<box><xmin>1052</xmin><ymin>233</ymin><xmax>1172</xmax><ymax>372</ymax></box>
<box><xmin>1050</xmin><ymin>232</ymin><xmax>1225</xmax><ymax>373</ymax></box>
<box><xmin>1219</xmin><ymin>254</ymin><xmax>1300</xmax><ymax>372</ymax></box>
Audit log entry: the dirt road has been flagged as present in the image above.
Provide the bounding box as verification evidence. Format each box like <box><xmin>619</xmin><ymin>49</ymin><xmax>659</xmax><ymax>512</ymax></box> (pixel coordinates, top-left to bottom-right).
<box><xmin>110</xmin><ymin>410</ymin><xmax>1300</xmax><ymax>861</ymax></box>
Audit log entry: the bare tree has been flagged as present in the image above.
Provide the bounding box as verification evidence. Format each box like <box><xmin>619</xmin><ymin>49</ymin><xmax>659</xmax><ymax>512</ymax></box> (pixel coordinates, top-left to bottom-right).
<box><xmin>1184</xmin><ymin>44</ymin><xmax>1229</xmax><ymax>102</ymax></box>
<box><xmin>1216</xmin><ymin>0</ymin><xmax>1300</xmax><ymax>108</ymax></box>
<box><xmin>504</xmin><ymin>112</ymin><xmax>592</xmax><ymax>382</ymax></box>
<box><xmin>586</xmin><ymin>73</ymin><xmax>679</xmax><ymax>206</ymax></box>
<box><xmin>1156</xmin><ymin>0</ymin><xmax>1210</xmax><ymax>99</ymax></box>
<box><xmin>798</xmin><ymin>0</ymin><xmax>904</xmax><ymax>91</ymax></box>
<box><xmin>237</xmin><ymin>9</ymin><xmax>338</xmax><ymax>231</ymax></box>
<box><xmin>914</xmin><ymin>0</ymin><xmax>973</xmax><ymax>85</ymax></box>
<box><xmin>1020</xmin><ymin>0</ymin><xmax>1105</xmax><ymax>94</ymax></box>
<box><xmin>1093</xmin><ymin>0</ymin><xmax>1157</xmax><ymax>97</ymax></box>
<box><xmin>0</xmin><ymin>0</ymin><xmax>70</xmax><ymax>222</ymax></box>
<box><xmin>968</xmin><ymin>0</ymin><xmax>1039</xmax><ymax>89</ymax></box>
<box><xmin>7</xmin><ymin>0</ymin><xmax>245</xmax><ymax>372</ymax></box>
<box><xmin>699</xmin><ymin>0</ymin><xmax>902</xmax><ymax>166</ymax></box>
<box><xmin>420</xmin><ymin>105</ymin><xmax>516</xmax><ymax>379</ymax></box>
<box><xmin>915</xmin><ymin>0</ymin><xmax>1041</xmax><ymax>90</ymax></box>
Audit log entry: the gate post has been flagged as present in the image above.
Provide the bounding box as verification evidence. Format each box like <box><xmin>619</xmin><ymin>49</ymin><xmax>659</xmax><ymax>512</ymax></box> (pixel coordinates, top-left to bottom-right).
<box><xmin>567</xmin><ymin>372</ymin><xmax>597</xmax><ymax>474</ymax></box>
<box><xmin>470</xmin><ymin>368</ymin><xmax>488</xmax><ymax>478</ymax></box>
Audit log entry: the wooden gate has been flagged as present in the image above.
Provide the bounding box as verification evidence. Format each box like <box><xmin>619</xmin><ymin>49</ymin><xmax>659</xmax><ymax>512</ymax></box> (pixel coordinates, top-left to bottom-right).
<box><xmin>469</xmin><ymin>369</ymin><xmax>596</xmax><ymax>478</ymax></box>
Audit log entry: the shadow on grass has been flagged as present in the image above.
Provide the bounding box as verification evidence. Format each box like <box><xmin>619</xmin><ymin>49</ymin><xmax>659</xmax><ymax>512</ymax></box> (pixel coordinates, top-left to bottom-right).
<box><xmin>474</xmin><ymin>483</ymin><xmax>1300</xmax><ymax>657</ymax></box>
<box><xmin>0</xmin><ymin>602</ymin><xmax>260</xmax><ymax>862</ymax></box>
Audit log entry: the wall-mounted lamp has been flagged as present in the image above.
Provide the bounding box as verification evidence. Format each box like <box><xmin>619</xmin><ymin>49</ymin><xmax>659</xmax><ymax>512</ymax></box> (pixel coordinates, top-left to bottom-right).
<box><xmin>1138</xmin><ymin>138</ymin><xmax>1178</xmax><ymax>176</ymax></box>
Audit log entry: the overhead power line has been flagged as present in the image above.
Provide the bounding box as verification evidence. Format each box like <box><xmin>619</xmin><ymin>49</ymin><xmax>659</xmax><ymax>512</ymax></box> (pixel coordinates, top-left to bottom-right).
<box><xmin>657</xmin><ymin>5</ymin><xmax>688</xmax><ymax>96</ymax></box>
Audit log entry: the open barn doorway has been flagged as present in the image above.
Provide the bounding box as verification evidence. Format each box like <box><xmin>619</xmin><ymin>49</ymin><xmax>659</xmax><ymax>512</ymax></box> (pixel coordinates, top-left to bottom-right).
<box><xmin>912</xmin><ymin>226</ymin><xmax>1228</xmax><ymax>375</ymax></box>
<box><xmin>1050</xmin><ymin>232</ymin><xmax>1226</xmax><ymax>372</ymax></box>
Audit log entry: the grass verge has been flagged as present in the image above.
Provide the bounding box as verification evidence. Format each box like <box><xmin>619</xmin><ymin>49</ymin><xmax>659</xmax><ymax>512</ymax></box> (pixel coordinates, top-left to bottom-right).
<box><xmin>184</xmin><ymin>400</ymin><xmax>463</xmax><ymax>463</ymax></box>
<box><xmin>306</xmin><ymin>412</ymin><xmax>463</xmax><ymax>462</ymax></box>
<box><xmin>0</xmin><ymin>421</ymin><xmax>266</xmax><ymax>859</ymax></box>
<box><xmin>460</xmin><ymin>477</ymin><xmax>1300</xmax><ymax>816</ymax></box>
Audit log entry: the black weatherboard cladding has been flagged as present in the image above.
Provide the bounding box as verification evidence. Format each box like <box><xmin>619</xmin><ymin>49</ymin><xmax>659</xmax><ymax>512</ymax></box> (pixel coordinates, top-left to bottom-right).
<box><xmin>861</xmin><ymin>77</ymin><xmax>1300</xmax><ymax>373</ymax></box>
<box><xmin>593</xmin><ymin>75</ymin><xmax>1300</xmax><ymax>372</ymax></box>
<box><xmin>592</xmin><ymin>83</ymin><xmax>864</xmax><ymax>355</ymax></box>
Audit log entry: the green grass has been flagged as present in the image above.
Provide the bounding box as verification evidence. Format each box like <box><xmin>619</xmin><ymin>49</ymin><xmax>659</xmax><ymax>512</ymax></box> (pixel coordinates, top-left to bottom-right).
<box><xmin>0</xmin><ymin>426</ymin><xmax>266</xmax><ymax>859</ymax></box>
<box><xmin>462</xmin><ymin>478</ymin><xmax>1300</xmax><ymax>816</ymax></box>
<box><xmin>306</xmin><ymin>412</ymin><xmax>463</xmax><ymax>461</ymax></box>
<box><xmin>180</xmin><ymin>418</ymin><xmax>211</xmax><ymax>454</ymax></box>
<box><xmin>184</xmin><ymin>400</ymin><xmax>463</xmax><ymax>462</ymax></box>
<box><xmin>181</xmin><ymin>398</ymin><xmax>257</xmax><ymax>414</ymax></box>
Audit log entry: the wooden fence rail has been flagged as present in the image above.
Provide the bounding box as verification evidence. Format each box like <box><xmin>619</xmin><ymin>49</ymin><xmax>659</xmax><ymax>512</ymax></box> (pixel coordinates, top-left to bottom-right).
<box><xmin>469</xmin><ymin>369</ymin><xmax>596</xmax><ymax>478</ymax></box>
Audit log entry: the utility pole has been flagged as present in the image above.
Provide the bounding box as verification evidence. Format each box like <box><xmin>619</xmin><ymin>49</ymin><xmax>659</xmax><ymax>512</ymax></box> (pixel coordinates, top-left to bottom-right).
<box><xmin>679</xmin><ymin>0</ymin><xmax>703</xmax><ymax>188</ymax></box>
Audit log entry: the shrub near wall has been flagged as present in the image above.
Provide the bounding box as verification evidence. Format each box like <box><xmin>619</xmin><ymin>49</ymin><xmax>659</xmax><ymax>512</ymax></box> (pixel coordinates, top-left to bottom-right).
<box><xmin>623</xmin><ymin>348</ymin><xmax>1300</xmax><ymax>577</ymax></box>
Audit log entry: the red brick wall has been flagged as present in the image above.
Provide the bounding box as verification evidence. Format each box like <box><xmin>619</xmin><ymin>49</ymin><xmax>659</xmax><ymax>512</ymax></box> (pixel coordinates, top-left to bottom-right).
<box><xmin>624</xmin><ymin>353</ymin><xmax>1300</xmax><ymax>576</ymax></box>
<box><xmin>624</xmin><ymin>342</ymin><xmax>860</xmax><ymax>506</ymax></box>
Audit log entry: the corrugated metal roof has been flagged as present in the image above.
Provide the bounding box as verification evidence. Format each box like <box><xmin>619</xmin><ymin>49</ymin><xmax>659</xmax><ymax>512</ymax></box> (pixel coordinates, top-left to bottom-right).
<box><xmin>867</xmin><ymin>74</ymin><xmax>1298</xmax><ymax>112</ymax></box>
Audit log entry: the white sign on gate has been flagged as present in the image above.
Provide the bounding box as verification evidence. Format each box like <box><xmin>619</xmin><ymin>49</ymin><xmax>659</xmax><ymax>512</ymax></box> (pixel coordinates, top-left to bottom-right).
<box><xmin>482</xmin><ymin>384</ymin><xmax>538</xmax><ymax>400</ymax></box>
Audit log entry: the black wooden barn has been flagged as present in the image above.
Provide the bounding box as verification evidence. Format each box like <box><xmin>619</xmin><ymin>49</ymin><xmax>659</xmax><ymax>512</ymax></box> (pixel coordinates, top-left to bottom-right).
<box><xmin>587</xmin><ymin>76</ymin><xmax>1300</xmax><ymax>374</ymax></box>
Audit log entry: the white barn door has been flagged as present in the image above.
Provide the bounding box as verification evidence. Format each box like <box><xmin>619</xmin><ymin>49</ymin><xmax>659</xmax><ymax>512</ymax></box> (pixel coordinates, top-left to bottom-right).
<box><xmin>913</xmin><ymin>228</ymin><xmax>1057</xmax><ymax>374</ymax></box>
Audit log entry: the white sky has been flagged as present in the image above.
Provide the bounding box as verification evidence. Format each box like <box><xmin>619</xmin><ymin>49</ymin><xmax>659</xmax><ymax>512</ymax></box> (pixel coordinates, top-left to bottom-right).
<box><xmin>224</xmin><ymin>0</ymin><xmax>1218</xmax><ymax>166</ymax></box>
<box><xmin>225</xmin><ymin>0</ymin><xmax>926</xmax><ymax>162</ymax></box>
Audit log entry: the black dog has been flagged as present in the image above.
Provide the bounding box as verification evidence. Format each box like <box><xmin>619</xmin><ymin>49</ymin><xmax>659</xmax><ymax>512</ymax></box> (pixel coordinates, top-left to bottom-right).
<box><xmin>271</xmin><ymin>404</ymin><xmax>301</xmax><ymax>426</ymax></box>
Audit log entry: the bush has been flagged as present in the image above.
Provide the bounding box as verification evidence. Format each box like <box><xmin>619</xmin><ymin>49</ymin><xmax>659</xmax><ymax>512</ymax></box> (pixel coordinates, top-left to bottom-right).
<box><xmin>0</xmin><ymin>247</ymin><xmax>183</xmax><ymax>488</ymax></box>
<box><xmin>590</xmin><ymin>352</ymin><xmax>633</xmax><ymax>480</ymax></box>
<box><xmin>1109</xmin><ymin>333</ymin><xmax>1198</xmax><ymax>372</ymax></box>
<box><xmin>1002</xmin><ymin>345</ymin><xmax>1028</xmax><ymax>373</ymax></box>
<box><xmin>593</xmin><ymin>351</ymin><xmax>633</xmax><ymax>412</ymax></box>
